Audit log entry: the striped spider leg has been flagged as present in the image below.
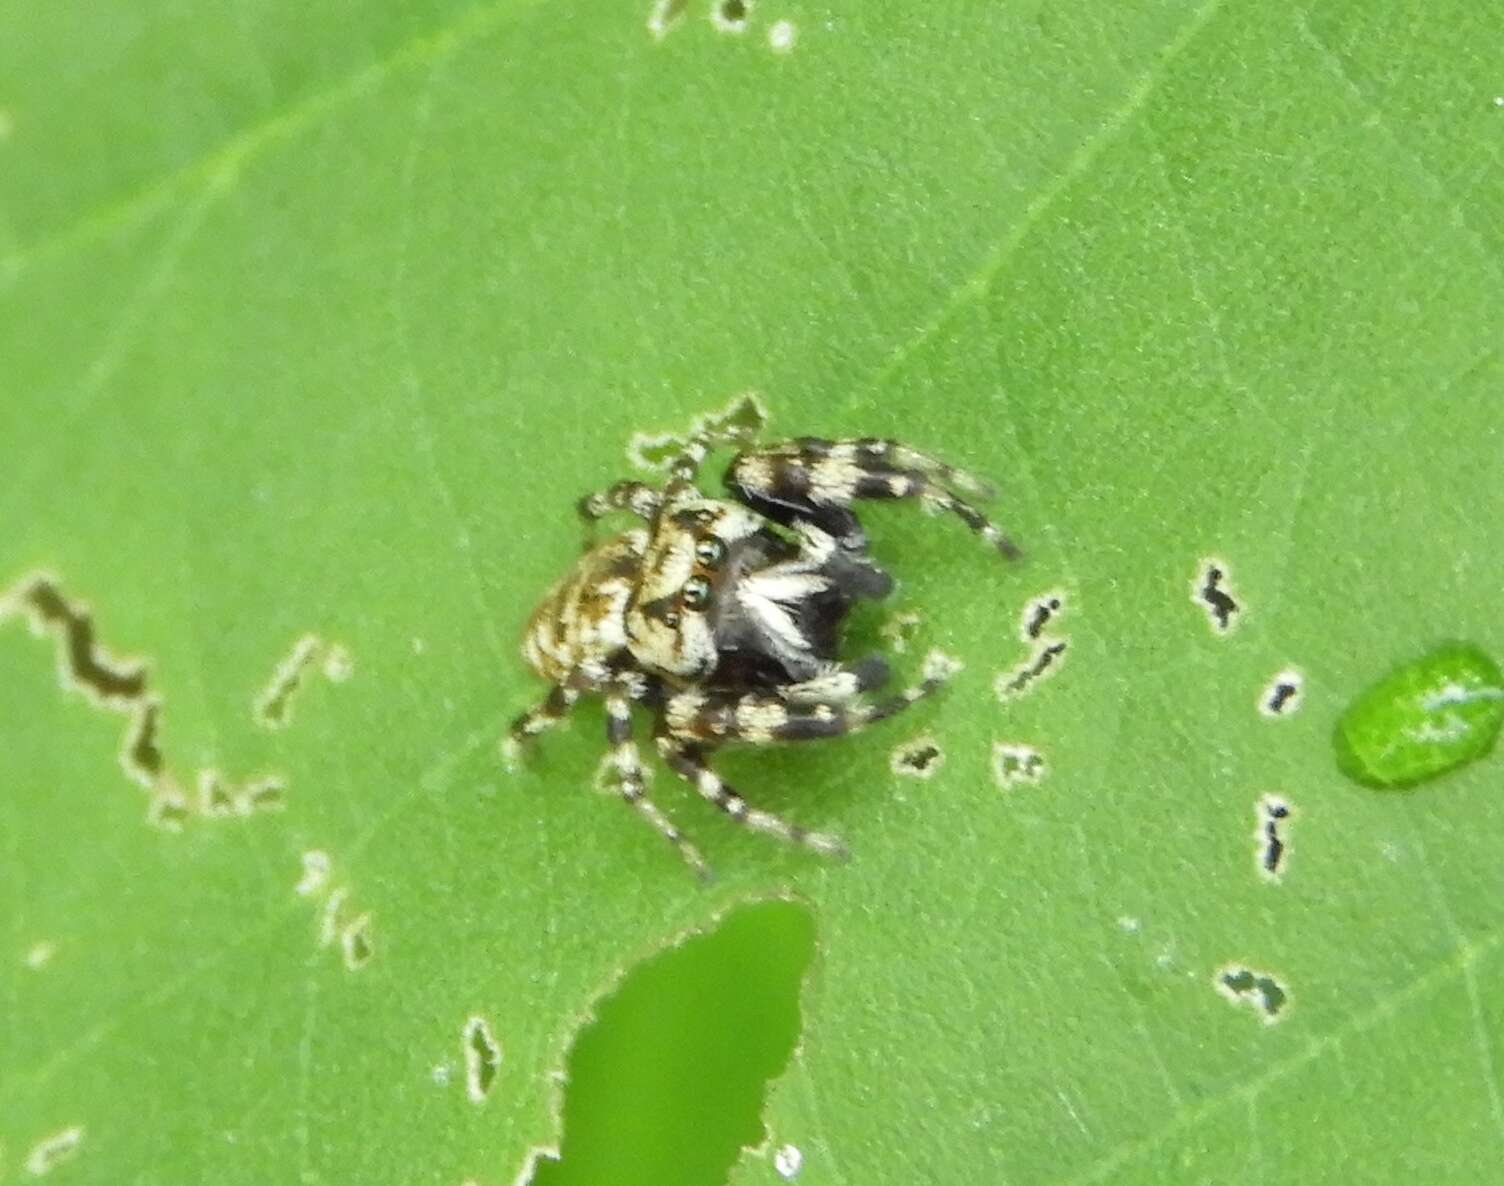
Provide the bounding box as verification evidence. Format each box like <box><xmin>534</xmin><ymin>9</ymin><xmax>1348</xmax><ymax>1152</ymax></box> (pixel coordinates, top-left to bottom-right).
<box><xmin>651</xmin><ymin>651</ymin><xmax>959</xmax><ymax>861</ymax></box>
<box><xmin>725</xmin><ymin>436</ymin><xmax>1019</xmax><ymax>559</ymax></box>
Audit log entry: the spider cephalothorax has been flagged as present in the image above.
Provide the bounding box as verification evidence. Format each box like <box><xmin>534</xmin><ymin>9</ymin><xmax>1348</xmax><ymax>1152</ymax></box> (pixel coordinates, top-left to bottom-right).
<box><xmin>508</xmin><ymin>426</ymin><xmax>1016</xmax><ymax>878</ymax></box>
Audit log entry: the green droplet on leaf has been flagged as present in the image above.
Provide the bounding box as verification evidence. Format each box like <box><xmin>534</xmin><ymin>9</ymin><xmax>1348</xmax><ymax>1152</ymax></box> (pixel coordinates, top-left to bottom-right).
<box><xmin>1335</xmin><ymin>643</ymin><xmax>1504</xmax><ymax>788</ymax></box>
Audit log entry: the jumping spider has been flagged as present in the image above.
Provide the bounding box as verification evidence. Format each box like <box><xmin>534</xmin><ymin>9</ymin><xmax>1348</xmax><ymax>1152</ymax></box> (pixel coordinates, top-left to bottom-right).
<box><xmin>507</xmin><ymin>425</ymin><xmax>1017</xmax><ymax>878</ymax></box>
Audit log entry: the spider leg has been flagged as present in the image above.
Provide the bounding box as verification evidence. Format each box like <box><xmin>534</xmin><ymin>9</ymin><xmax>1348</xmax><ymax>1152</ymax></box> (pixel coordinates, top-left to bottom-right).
<box><xmin>604</xmin><ymin>688</ymin><xmax>712</xmax><ymax>880</ymax></box>
<box><xmin>777</xmin><ymin>654</ymin><xmax>891</xmax><ymax>704</ymax></box>
<box><xmin>666</xmin><ymin>652</ymin><xmax>955</xmax><ymax>745</ymax></box>
<box><xmin>783</xmin><ymin>437</ymin><xmax>996</xmax><ymax>497</ymax></box>
<box><xmin>577</xmin><ymin>481</ymin><xmax>663</xmax><ymax>527</ymax></box>
<box><xmin>655</xmin><ymin>736</ymin><xmax>849</xmax><ymax>860</ymax></box>
<box><xmin>502</xmin><ymin>683</ymin><xmax>580</xmax><ymax>769</ymax></box>
<box><xmin>725</xmin><ymin>437</ymin><xmax>1019</xmax><ymax>558</ymax></box>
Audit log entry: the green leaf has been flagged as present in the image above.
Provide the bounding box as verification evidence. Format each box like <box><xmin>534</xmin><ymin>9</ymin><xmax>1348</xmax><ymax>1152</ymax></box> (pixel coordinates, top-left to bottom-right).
<box><xmin>4</xmin><ymin>1</ymin><xmax>1503</xmax><ymax>1184</ymax></box>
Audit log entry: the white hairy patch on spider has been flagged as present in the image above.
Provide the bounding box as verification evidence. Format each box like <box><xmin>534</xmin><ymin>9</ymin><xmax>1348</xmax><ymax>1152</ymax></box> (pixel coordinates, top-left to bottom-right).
<box><xmin>595</xmin><ymin>751</ymin><xmax>653</xmax><ymax>794</ymax></box>
<box><xmin>735</xmin><ymin>701</ymin><xmax>791</xmax><ymax>734</ymax></box>
<box><xmin>808</xmin><ymin>457</ymin><xmax>862</xmax><ymax>503</ymax></box>
<box><xmin>734</xmin><ymin>454</ymin><xmax>777</xmax><ymax>493</ymax></box>
<box><xmin>638</xmin><ymin>532</ymin><xmax>697</xmax><ymax>601</ymax></box>
<box><xmin>734</xmin><ymin>570</ymin><xmax>831</xmax><ymax>664</ymax></box>
<box><xmin>579</xmin><ymin>581</ymin><xmax>632</xmax><ymax>653</ymax></box>
<box><xmin>773</xmin><ymin>1142</ymin><xmax>804</xmax><ymax>1179</ymax></box>
<box><xmin>791</xmin><ymin>519</ymin><xmax>838</xmax><ymax>562</ymax></box>
<box><xmin>664</xmin><ymin>691</ymin><xmax>708</xmax><ymax>734</ymax></box>
<box><xmin>784</xmin><ymin>670</ymin><xmax>856</xmax><ymax>703</ymax></box>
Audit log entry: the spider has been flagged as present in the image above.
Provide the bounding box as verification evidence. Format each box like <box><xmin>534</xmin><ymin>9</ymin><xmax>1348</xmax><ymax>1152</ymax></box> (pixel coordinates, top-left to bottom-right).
<box><xmin>505</xmin><ymin>423</ymin><xmax>1017</xmax><ymax>878</ymax></box>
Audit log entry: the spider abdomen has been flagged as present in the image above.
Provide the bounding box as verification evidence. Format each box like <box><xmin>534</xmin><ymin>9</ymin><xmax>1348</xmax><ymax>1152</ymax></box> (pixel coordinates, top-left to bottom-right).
<box><xmin>521</xmin><ymin>530</ymin><xmax>644</xmax><ymax>684</ymax></box>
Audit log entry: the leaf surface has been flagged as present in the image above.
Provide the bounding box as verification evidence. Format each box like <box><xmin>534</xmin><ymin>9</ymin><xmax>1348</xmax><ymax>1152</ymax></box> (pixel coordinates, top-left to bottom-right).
<box><xmin>3</xmin><ymin>2</ymin><xmax>1503</xmax><ymax>1184</ymax></box>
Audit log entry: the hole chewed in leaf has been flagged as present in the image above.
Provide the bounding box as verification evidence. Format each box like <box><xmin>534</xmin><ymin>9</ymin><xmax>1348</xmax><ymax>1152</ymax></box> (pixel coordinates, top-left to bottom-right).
<box><xmin>464</xmin><ymin>1015</ymin><xmax>504</xmax><ymax>1103</ymax></box>
<box><xmin>880</xmin><ymin>609</ymin><xmax>922</xmax><ymax>654</ymax></box>
<box><xmin>997</xmin><ymin>588</ymin><xmax>1070</xmax><ymax>702</ymax></box>
<box><xmin>627</xmin><ymin>392</ymin><xmax>767</xmax><ymax>472</ymax></box>
<box><xmin>528</xmin><ymin>900</ymin><xmax>813</xmax><ymax>1186</ymax></box>
<box><xmin>254</xmin><ymin>633</ymin><xmax>352</xmax><ymax>729</ymax></box>
<box><xmin>1192</xmin><ymin>558</ymin><xmax>1241</xmax><ymax>634</ymax></box>
<box><xmin>2</xmin><ymin>574</ymin><xmax>146</xmax><ymax>702</ymax></box>
<box><xmin>1260</xmin><ymin>668</ymin><xmax>1304</xmax><ymax>717</ymax></box>
<box><xmin>341</xmin><ymin>914</ymin><xmax>374</xmax><ymax>972</ymax></box>
<box><xmin>198</xmin><ymin>770</ymin><xmax>240</xmax><ymax>817</ymax></box>
<box><xmin>2</xmin><ymin>572</ymin><xmax>287</xmax><ymax>828</ymax></box>
<box><xmin>1018</xmin><ymin>589</ymin><xmax>1065</xmax><ymax>642</ymax></box>
<box><xmin>773</xmin><ymin>1142</ymin><xmax>804</xmax><ymax>1179</ymax></box>
<box><xmin>890</xmin><ymin>735</ymin><xmax>944</xmax><ymax>779</ymax></box>
<box><xmin>992</xmin><ymin>742</ymin><xmax>1045</xmax><ymax>789</ymax></box>
<box><xmin>995</xmin><ymin>641</ymin><xmax>1067</xmax><ymax>701</ymax></box>
<box><xmin>197</xmin><ymin>769</ymin><xmax>284</xmax><ymax>817</ymax></box>
<box><xmin>296</xmin><ymin>853</ymin><xmax>373</xmax><ymax>970</ymax></box>
<box><xmin>1255</xmin><ymin>795</ymin><xmax>1293</xmax><ymax>882</ymax></box>
<box><xmin>318</xmin><ymin>887</ymin><xmax>349</xmax><ymax>948</ymax></box>
<box><xmin>1215</xmin><ymin>964</ymin><xmax>1290</xmax><ymax>1024</ymax></box>
<box><xmin>1335</xmin><ymin>643</ymin><xmax>1504</xmax><ymax>788</ymax></box>
<box><xmin>647</xmin><ymin>0</ymin><xmax>688</xmax><ymax>39</ymax></box>
<box><xmin>243</xmin><ymin>777</ymin><xmax>286</xmax><ymax>811</ymax></box>
<box><xmin>295</xmin><ymin>850</ymin><xmax>332</xmax><ymax>897</ymax></box>
<box><xmin>24</xmin><ymin>1126</ymin><xmax>84</xmax><ymax>1175</ymax></box>
<box><xmin>711</xmin><ymin>0</ymin><xmax>752</xmax><ymax>33</ymax></box>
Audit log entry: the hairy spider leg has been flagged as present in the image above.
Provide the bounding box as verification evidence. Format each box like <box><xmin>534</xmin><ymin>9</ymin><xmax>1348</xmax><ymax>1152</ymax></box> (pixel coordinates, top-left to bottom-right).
<box><xmin>662</xmin><ymin>411</ymin><xmax>760</xmax><ymax>493</ymax></box>
<box><xmin>777</xmin><ymin>654</ymin><xmax>891</xmax><ymax>703</ymax></box>
<box><xmin>663</xmin><ymin>655</ymin><xmax>954</xmax><ymax>746</ymax></box>
<box><xmin>772</xmin><ymin>437</ymin><xmax>997</xmax><ymax>499</ymax></box>
<box><xmin>577</xmin><ymin>480</ymin><xmax>663</xmax><ymax>527</ymax></box>
<box><xmin>655</xmin><ymin>736</ymin><xmax>849</xmax><ymax>860</ymax></box>
<box><xmin>725</xmin><ymin>438</ymin><xmax>1020</xmax><ymax>559</ymax></box>
<box><xmin>502</xmin><ymin>684</ymin><xmax>581</xmax><ymax>768</ymax></box>
<box><xmin>605</xmin><ymin>689</ymin><xmax>712</xmax><ymax>880</ymax></box>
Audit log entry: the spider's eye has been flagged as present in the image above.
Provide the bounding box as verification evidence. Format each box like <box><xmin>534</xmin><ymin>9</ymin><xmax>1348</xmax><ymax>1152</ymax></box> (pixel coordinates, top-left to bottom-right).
<box><xmin>662</xmin><ymin>609</ymin><xmax>681</xmax><ymax>628</ymax></box>
<box><xmin>694</xmin><ymin>537</ymin><xmax>727</xmax><ymax>567</ymax></box>
<box><xmin>681</xmin><ymin>576</ymin><xmax>713</xmax><ymax>610</ymax></box>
